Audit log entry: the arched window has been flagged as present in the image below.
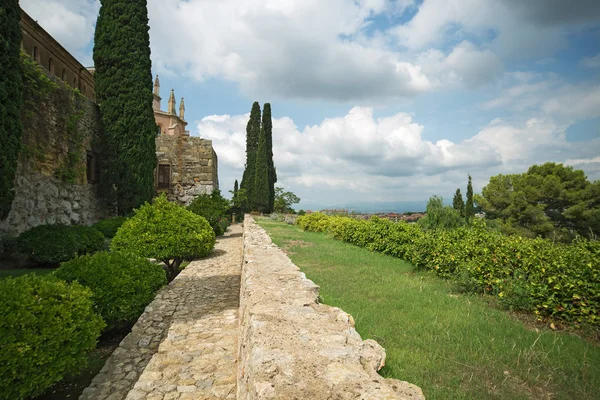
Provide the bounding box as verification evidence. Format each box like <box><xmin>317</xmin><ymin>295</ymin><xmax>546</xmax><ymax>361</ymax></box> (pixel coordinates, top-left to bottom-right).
<box><xmin>48</xmin><ymin>58</ymin><xmax>54</xmax><ymax>74</ymax></box>
<box><xmin>61</xmin><ymin>68</ymin><xmax>67</xmax><ymax>82</ymax></box>
<box><xmin>33</xmin><ymin>46</ymin><xmax>38</xmax><ymax>61</ymax></box>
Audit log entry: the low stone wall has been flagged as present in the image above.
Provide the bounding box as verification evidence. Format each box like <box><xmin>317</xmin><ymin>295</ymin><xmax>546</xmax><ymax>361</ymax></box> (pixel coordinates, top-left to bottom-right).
<box><xmin>237</xmin><ymin>216</ymin><xmax>424</xmax><ymax>399</ymax></box>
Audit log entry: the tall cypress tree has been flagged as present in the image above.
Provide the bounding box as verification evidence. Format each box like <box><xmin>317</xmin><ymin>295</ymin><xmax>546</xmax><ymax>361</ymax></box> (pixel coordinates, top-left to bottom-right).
<box><xmin>94</xmin><ymin>0</ymin><xmax>156</xmax><ymax>215</ymax></box>
<box><xmin>452</xmin><ymin>188</ymin><xmax>465</xmax><ymax>218</ymax></box>
<box><xmin>262</xmin><ymin>103</ymin><xmax>277</xmax><ymax>213</ymax></box>
<box><xmin>253</xmin><ymin>127</ymin><xmax>270</xmax><ymax>213</ymax></box>
<box><xmin>240</xmin><ymin>102</ymin><xmax>261</xmax><ymax>211</ymax></box>
<box><xmin>466</xmin><ymin>175</ymin><xmax>475</xmax><ymax>219</ymax></box>
<box><xmin>0</xmin><ymin>0</ymin><xmax>23</xmax><ymax>219</ymax></box>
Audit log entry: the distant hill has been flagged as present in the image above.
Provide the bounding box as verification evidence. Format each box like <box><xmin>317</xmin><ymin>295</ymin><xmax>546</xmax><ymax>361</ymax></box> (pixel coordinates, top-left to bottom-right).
<box><xmin>301</xmin><ymin>200</ymin><xmax>428</xmax><ymax>214</ymax></box>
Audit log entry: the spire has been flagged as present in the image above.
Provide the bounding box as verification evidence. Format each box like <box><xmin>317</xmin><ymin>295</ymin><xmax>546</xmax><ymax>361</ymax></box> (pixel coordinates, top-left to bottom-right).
<box><xmin>153</xmin><ymin>75</ymin><xmax>160</xmax><ymax>96</ymax></box>
<box><xmin>168</xmin><ymin>89</ymin><xmax>176</xmax><ymax>114</ymax></box>
<box><xmin>179</xmin><ymin>97</ymin><xmax>185</xmax><ymax>120</ymax></box>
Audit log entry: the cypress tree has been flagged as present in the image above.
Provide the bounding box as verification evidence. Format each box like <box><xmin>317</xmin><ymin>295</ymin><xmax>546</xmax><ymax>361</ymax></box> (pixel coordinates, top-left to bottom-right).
<box><xmin>253</xmin><ymin>127</ymin><xmax>270</xmax><ymax>213</ymax></box>
<box><xmin>240</xmin><ymin>102</ymin><xmax>261</xmax><ymax>211</ymax></box>
<box><xmin>262</xmin><ymin>103</ymin><xmax>277</xmax><ymax>213</ymax></box>
<box><xmin>466</xmin><ymin>174</ymin><xmax>475</xmax><ymax>219</ymax></box>
<box><xmin>233</xmin><ymin>179</ymin><xmax>238</xmax><ymax>196</ymax></box>
<box><xmin>452</xmin><ymin>188</ymin><xmax>465</xmax><ymax>218</ymax></box>
<box><xmin>93</xmin><ymin>0</ymin><xmax>156</xmax><ymax>215</ymax></box>
<box><xmin>0</xmin><ymin>0</ymin><xmax>23</xmax><ymax>219</ymax></box>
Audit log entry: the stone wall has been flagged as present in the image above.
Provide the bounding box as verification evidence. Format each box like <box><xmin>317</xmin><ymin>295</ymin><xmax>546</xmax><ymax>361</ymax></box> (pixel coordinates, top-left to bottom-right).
<box><xmin>237</xmin><ymin>216</ymin><xmax>425</xmax><ymax>399</ymax></box>
<box><xmin>156</xmin><ymin>134</ymin><xmax>219</xmax><ymax>205</ymax></box>
<box><xmin>0</xmin><ymin>61</ymin><xmax>105</xmax><ymax>236</ymax></box>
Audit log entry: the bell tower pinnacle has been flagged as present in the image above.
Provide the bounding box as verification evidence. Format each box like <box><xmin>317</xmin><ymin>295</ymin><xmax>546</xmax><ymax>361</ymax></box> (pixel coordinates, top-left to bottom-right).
<box><xmin>152</xmin><ymin>75</ymin><xmax>161</xmax><ymax>111</ymax></box>
<box><xmin>179</xmin><ymin>97</ymin><xmax>185</xmax><ymax>120</ymax></box>
<box><xmin>168</xmin><ymin>89</ymin><xmax>176</xmax><ymax>115</ymax></box>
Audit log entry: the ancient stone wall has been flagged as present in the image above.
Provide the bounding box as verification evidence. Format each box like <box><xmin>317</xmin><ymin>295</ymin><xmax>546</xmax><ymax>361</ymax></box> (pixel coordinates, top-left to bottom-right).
<box><xmin>156</xmin><ymin>134</ymin><xmax>219</xmax><ymax>205</ymax></box>
<box><xmin>237</xmin><ymin>216</ymin><xmax>424</xmax><ymax>399</ymax></box>
<box><xmin>0</xmin><ymin>61</ymin><xmax>105</xmax><ymax>236</ymax></box>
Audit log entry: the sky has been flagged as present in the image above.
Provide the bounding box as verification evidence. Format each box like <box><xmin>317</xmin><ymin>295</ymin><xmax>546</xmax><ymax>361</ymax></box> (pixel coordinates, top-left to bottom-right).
<box><xmin>21</xmin><ymin>0</ymin><xmax>600</xmax><ymax>211</ymax></box>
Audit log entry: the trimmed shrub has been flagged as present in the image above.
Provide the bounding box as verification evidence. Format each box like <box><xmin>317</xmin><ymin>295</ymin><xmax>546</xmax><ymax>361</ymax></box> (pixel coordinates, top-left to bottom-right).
<box><xmin>17</xmin><ymin>224</ymin><xmax>105</xmax><ymax>264</ymax></box>
<box><xmin>112</xmin><ymin>194</ymin><xmax>215</xmax><ymax>280</ymax></box>
<box><xmin>54</xmin><ymin>251</ymin><xmax>167</xmax><ymax>331</ymax></box>
<box><xmin>0</xmin><ymin>274</ymin><xmax>104</xmax><ymax>400</ymax></box>
<box><xmin>92</xmin><ymin>216</ymin><xmax>127</xmax><ymax>239</ymax></box>
<box><xmin>188</xmin><ymin>190</ymin><xmax>231</xmax><ymax>236</ymax></box>
<box><xmin>296</xmin><ymin>212</ymin><xmax>331</xmax><ymax>232</ymax></box>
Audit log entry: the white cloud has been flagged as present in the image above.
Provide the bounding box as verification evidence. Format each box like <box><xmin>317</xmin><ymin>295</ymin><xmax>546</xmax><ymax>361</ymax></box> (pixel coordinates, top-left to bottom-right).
<box><xmin>581</xmin><ymin>53</ymin><xmax>600</xmax><ymax>68</ymax></box>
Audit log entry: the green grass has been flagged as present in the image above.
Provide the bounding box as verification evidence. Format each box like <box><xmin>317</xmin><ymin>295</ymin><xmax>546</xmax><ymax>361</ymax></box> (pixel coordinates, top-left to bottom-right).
<box><xmin>256</xmin><ymin>218</ymin><xmax>600</xmax><ymax>400</ymax></box>
<box><xmin>0</xmin><ymin>268</ymin><xmax>55</xmax><ymax>279</ymax></box>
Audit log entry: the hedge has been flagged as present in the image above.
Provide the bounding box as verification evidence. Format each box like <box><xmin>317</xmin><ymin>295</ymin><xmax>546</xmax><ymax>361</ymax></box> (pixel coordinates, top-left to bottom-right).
<box><xmin>296</xmin><ymin>214</ymin><xmax>599</xmax><ymax>326</ymax></box>
<box><xmin>0</xmin><ymin>274</ymin><xmax>104</xmax><ymax>400</ymax></box>
<box><xmin>92</xmin><ymin>216</ymin><xmax>127</xmax><ymax>239</ymax></box>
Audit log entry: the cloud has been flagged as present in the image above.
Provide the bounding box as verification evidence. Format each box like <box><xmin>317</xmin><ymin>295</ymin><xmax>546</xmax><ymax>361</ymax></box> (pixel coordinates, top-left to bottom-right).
<box><xmin>581</xmin><ymin>53</ymin><xmax>600</xmax><ymax>68</ymax></box>
<box><xmin>20</xmin><ymin>0</ymin><xmax>99</xmax><ymax>65</ymax></box>
<box><xmin>147</xmin><ymin>0</ymin><xmax>430</xmax><ymax>101</ymax></box>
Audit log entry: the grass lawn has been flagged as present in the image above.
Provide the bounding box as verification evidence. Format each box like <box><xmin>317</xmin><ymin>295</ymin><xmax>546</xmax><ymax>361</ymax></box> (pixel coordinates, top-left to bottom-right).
<box><xmin>256</xmin><ymin>218</ymin><xmax>600</xmax><ymax>400</ymax></box>
<box><xmin>0</xmin><ymin>268</ymin><xmax>55</xmax><ymax>279</ymax></box>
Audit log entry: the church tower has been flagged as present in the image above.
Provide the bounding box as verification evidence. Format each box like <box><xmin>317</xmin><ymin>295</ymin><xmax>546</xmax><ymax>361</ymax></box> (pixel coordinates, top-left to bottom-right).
<box><xmin>179</xmin><ymin>97</ymin><xmax>185</xmax><ymax>120</ymax></box>
<box><xmin>153</xmin><ymin>75</ymin><xmax>161</xmax><ymax>111</ymax></box>
<box><xmin>168</xmin><ymin>89</ymin><xmax>176</xmax><ymax>115</ymax></box>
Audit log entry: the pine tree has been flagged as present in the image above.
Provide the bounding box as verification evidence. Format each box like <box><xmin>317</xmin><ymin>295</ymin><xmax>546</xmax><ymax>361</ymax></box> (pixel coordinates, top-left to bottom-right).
<box><xmin>240</xmin><ymin>102</ymin><xmax>261</xmax><ymax>211</ymax></box>
<box><xmin>262</xmin><ymin>103</ymin><xmax>277</xmax><ymax>213</ymax></box>
<box><xmin>93</xmin><ymin>0</ymin><xmax>156</xmax><ymax>215</ymax></box>
<box><xmin>253</xmin><ymin>127</ymin><xmax>270</xmax><ymax>213</ymax></box>
<box><xmin>452</xmin><ymin>188</ymin><xmax>465</xmax><ymax>218</ymax></box>
<box><xmin>0</xmin><ymin>0</ymin><xmax>23</xmax><ymax>219</ymax></box>
<box><xmin>466</xmin><ymin>174</ymin><xmax>475</xmax><ymax>219</ymax></box>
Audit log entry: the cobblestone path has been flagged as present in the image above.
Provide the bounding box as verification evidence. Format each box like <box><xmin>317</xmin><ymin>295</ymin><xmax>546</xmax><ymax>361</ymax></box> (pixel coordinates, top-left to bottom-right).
<box><xmin>80</xmin><ymin>225</ymin><xmax>243</xmax><ymax>400</ymax></box>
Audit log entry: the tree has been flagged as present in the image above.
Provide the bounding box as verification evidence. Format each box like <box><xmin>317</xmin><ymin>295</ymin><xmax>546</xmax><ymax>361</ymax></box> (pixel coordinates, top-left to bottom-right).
<box><xmin>0</xmin><ymin>0</ymin><xmax>23</xmax><ymax>219</ymax></box>
<box><xmin>452</xmin><ymin>188</ymin><xmax>465</xmax><ymax>217</ymax></box>
<box><xmin>262</xmin><ymin>103</ymin><xmax>277</xmax><ymax>212</ymax></box>
<box><xmin>240</xmin><ymin>102</ymin><xmax>261</xmax><ymax>212</ymax></box>
<box><xmin>273</xmin><ymin>187</ymin><xmax>301</xmax><ymax>213</ymax></box>
<box><xmin>418</xmin><ymin>195</ymin><xmax>465</xmax><ymax>231</ymax></box>
<box><xmin>465</xmin><ymin>174</ymin><xmax>475</xmax><ymax>219</ymax></box>
<box><xmin>93</xmin><ymin>0</ymin><xmax>156</xmax><ymax>215</ymax></box>
<box><xmin>253</xmin><ymin>127</ymin><xmax>270</xmax><ymax>213</ymax></box>
<box><xmin>111</xmin><ymin>194</ymin><xmax>215</xmax><ymax>280</ymax></box>
<box><xmin>475</xmin><ymin>162</ymin><xmax>600</xmax><ymax>241</ymax></box>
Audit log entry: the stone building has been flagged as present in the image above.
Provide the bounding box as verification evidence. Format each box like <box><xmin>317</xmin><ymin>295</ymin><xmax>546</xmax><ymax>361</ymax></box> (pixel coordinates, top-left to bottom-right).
<box><xmin>153</xmin><ymin>76</ymin><xmax>219</xmax><ymax>205</ymax></box>
<box><xmin>17</xmin><ymin>7</ymin><xmax>219</xmax><ymax>207</ymax></box>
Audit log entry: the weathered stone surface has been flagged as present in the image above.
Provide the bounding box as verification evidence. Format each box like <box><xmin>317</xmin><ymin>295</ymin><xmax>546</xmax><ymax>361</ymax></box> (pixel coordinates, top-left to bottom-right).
<box><xmin>237</xmin><ymin>216</ymin><xmax>425</xmax><ymax>400</ymax></box>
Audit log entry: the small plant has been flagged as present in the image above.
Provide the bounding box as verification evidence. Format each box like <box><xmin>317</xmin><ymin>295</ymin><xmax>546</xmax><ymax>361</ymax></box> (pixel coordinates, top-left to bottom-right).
<box><xmin>111</xmin><ymin>194</ymin><xmax>215</xmax><ymax>280</ymax></box>
<box><xmin>92</xmin><ymin>216</ymin><xmax>127</xmax><ymax>238</ymax></box>
<box><xmin>54</xmin><ymin>251</ymin><xmax>167</xmax><ymax>331</ymax></box>
<box><xmin>0</xmin><ymin>274</ymin><xmax>104</xmax><ymax>400</ymax></box>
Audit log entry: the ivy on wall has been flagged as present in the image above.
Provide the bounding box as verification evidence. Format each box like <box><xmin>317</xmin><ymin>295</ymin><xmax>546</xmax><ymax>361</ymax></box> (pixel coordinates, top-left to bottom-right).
<box><xmin>0</xmin><ymin>0</ymin><xmax>24</xmax><ymax>220</ymax></box>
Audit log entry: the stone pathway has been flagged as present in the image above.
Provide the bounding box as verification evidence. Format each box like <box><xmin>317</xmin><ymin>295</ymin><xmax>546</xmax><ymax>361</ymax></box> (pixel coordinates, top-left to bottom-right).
<box><xmin>80</xmin><ymin>225</ymin><xmax>243</xmax><ymax>400</ymax></box>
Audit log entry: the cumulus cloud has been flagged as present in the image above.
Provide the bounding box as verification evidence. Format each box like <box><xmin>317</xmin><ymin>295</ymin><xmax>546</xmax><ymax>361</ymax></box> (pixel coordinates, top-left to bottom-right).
<box><xmin>147</xmin><ymin>0</ymin><xmax>430</xmax><ymax>101</ymax></box>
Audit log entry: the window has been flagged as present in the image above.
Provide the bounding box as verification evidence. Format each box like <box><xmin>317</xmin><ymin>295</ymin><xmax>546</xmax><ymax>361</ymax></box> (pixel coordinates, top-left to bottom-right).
<box><xmin>33</xmin><ymin>46</ymin><xmax>38</xmax><ymax>61</ymax></box>
<box><xmin>86</xmin><ymin>151</ymin><xmax>99</xmax><ymax>184</ymax></box>
<box><xmin>83</xmin><ymin>85</ymin><xmax>87</xmax><ymax>96</ymax></box>
<box><xmin>48</xmin><ymin>58</ymin><xmax>54</xmax><ymax>74</ymax></box>
<box><xmin>157</xmin><ymin>164</ymin><xmax>171</xmax><ymax>189</ymax></box>
<box><xmin>73</xmin><ymin>77</ymin><xmax>77</xmax><ymax>88</ymax></box>
<box><xmin>61</xmin><ymin>68</ymin><xmax>67</xmax><ymax>82</ymax></box>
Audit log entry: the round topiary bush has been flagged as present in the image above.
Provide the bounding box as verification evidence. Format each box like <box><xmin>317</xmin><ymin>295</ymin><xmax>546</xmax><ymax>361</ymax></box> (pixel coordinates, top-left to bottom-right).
<box><xmin>0</xmin><ymin>274</ymin><xmax>105</xmax><ymax>400</ymax></box>
<box><xmin>17</xmin><ymin>224</ymin><xmax>105</xmax><ymax>265</ymax></box>
<box><xmin>111</xmin><ymin>194</ymin><xmax>215</xmax><ymax>280</ymax></box>
<box><xmin>54</xmin><ymin>251</ymin><xmax>167</xmax><ymax>331</ymax></box>
<box><xmin>188</xmin><ymin>190</ymin><xmax>231</xmax><ymax>236</ymax></box>
<box><xmin>92</xmin><ymin>216</ymin><xmax>127</xmax><ymax>239</ymax></box>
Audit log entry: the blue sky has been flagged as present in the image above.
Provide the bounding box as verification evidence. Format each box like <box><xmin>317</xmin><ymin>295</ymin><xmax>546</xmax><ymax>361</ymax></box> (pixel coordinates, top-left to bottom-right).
<box><xmin>21</xmin><ymin>0</ymin><xmax>600</xmax><ymax>210</ymax></box>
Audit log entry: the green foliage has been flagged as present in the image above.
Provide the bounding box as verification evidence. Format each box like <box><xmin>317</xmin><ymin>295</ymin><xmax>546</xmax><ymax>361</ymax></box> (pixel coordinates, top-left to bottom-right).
<box><xmin>111</xmin><ymin>194</ymin><xmax>215</xmax><ymax>280</ymax></box>
<box><xmin>253</xmin><ymin>126</ymin><xmax>271</xmax><ymax>213</ymax></box>
<box><xmin>188</xmin><ymin>190</ymin><xmax>231</xmax><ymax>236</ymax></box>
<box><xmin>0</xmin><ymin>1</ymin><xmax>23</xmax><ymax>219</ymax></box>
<box><xmin>452</xmin><ymin>188</ymin><xmax>465</xmax><ymax>217</ymax></box>
<box><xmin>92</xmin><ymin>216</ymin><xmax>128</xmax><ymax>239</ymax></box>
<box><xmin>0</xmin><ymin>274</ymin><xmax>104</xmax><ymax>400</ymax></box>
<box><xmin>476</xmin><ymin>162</ymin><xmax>600</xmax><ymax>242</ymax></box>
<box><xmin>418</xmin><ymin>196</ymin><xmax>465</xmax><ymax>230</ymax></box>
<box><xmin>465</xmin><ymin>174</ymin><xmax>475</xmax><ymax>219</ymax></box>
<box><xmin>54</xmin><ymin>251</ymin><xmax>167</xmax><ymax>331</ymax></box>
<box><xmin>18</xmin><ymin>224</ymin><xmax>105</xmax><ymax>265</ymax></box>
<box><xmin>94</xmin><ymin>0</ymin><xmax>156</xmax><ymax>215</ymax></box>
<box><xmin>262</xmin><ymin>103</ymin><xmax>277</xmax><ymax>212</ymax></box>
<box><xmin>273</xmin><ymin>186</ymin><xmax>301</xmax><ymax>213</ymax></box>
<box><xmin>240</xmin><ymin>102</ymin><xmax>261</xmax><ymax>212</ymax></box>
<box><xmin>296</xmin><ymin>214</ymin><xmax>600</xmax><ymax>326</ymax></box>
